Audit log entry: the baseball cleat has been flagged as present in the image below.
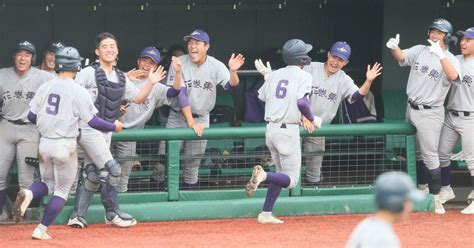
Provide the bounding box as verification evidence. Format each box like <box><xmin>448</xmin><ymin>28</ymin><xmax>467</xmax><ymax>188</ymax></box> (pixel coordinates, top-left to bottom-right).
<box><xmin>439</xmin><ymin>186</ymin><xmax>455</xmax><ymax>204</ymax></box>
<box><xmin>257</xmin><ymin>213</ymin><xmax>284</xmax><ymax>224</ymax></box>
<box><xmin>433</xmin><ymin>195</ymin><xmax>446</xmax><ymax>214</ymax></box>
<box><xmin>13</xmin><ymin>189</ymin><xmax>33</xmax><ymax>223</ymax></box>
<box><xmin>466</xmin><ymin>190</ymin><xmax>474</xmax><ymax>204</ymax></box>
<box><xmin>461</xmin><ymin>202</ymin><xmax>474</xmax><ymax>214</ymax></box>
<box><xmin>245</xmin><ymin>165</ymin><xmax>266</xmax><ymax>197</ymax></box>
<box><xmin>105</xmin><ymin>215</ymin><xmax>137</xmax><ymax>228</ymax></box>
<box><xmin>67</xmin><ymin>216</ymin><xmax>88</xmax><ymax>228</ymax></box>
<box><xmin>32</xmin><ymin>228</ymin><xmax>52</xmax><ymax>240</ymax></box>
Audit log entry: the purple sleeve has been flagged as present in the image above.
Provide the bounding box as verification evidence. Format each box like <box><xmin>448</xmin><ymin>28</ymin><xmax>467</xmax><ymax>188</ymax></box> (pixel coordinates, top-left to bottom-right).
<box><xmin>87</xmin><ymin>116</ymin><xmax>116</xmax><ymax>132</ymax></box>
<box><xmin>178</xmin><ymin>87</ymin><xmax>190</xmax><ymax>108</ymax></box>
<box><xmin>297</xmin><ymin>96</ymin><xmax>314</xmax><ymax>122</ymax></box>
<box><xmin>166</xmin><ymin>87</ymin><xmax>180</xmax><ymax>97</ymax></box>
<box><xmin>224</xmin><ymin>81</ymin><xmax>239</xmax><ymax>90</ymax></box>
<box><xmin>27</xmin><ymin>111</ymin><xmax>37</xmax><ymax>124</ymax></box>
<box><xmin>351</xmin><ymin>91</ymin><xmax>364</xmax><ymax>102</ymax></box>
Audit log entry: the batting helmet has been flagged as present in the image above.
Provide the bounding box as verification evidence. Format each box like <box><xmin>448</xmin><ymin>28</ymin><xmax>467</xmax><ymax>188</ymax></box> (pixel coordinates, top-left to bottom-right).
<box><xmin>282</xmin><ymin>39</ymin><xmax>312</xmax><ymax>66</ymax></box>
<box><xmin>374</xmin><ymin>171</ymin><xmax>424</xmax><ymax>213</ymax></box>
<box><xmin>55</xmin><ymin>46</ymin><xmax>83</xmax><ymax>72</ymax></box>
<box><xmin>14</xmin><ymin>40</ymin><xmax>36</xmax><ymax>64</ymax></box>
<box><xmin>428</xmin><ymin>18</ymin><xmax>453</xmax><ymax>44</ymax></box>
<box><xmin>46</xmin><ymin>41</ymin><xmax>65</xmax><ymax>53</ymax></box>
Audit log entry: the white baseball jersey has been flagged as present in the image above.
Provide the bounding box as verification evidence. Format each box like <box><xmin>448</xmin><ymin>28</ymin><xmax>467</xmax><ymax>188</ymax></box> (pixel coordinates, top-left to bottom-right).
<box><xmin>29</xmin><ymin>77</ymin><xmax>98</xmax><ymax>138</ymax></box>
<box><xmin>400</xmin><ymin>45</ymin><xmax>461</xmax><ymax>106</ymax></box>
<box><xmin>0</xmin><ymin>67</ymin><xmax>54</xmax><ymax>122</ymax></box>
<box><xmin>75</xmin><ymin>65</ymin><xmax>138</xmax><ymax>127</ymax></box>
<box><xmin>303</xmin><ymin>62</ymin><xmax>359</xmax><ymax>124</ymax></box>
<box><xmin>258</xmin><ymin>65</ymin><xmax>312</xmax><ymax>124</ymax></box>
<box><xmin>119</xmin><ymin>79</ymin><xmax>172</xmax><ymax>129</ymax></box>
<box><xmin>346</xmin><ymin>217</ymin><xmax>401</xmax><ymax>248</ymax></box>
<box><xmin>167</xmin><ymin>54</ymin><xmax>230</xmax><ymax>116</ymax></box>
<box><xmin>448</xmin><ymin>56</ymin><xmax>474</xmax><ymax>111</ymax></box>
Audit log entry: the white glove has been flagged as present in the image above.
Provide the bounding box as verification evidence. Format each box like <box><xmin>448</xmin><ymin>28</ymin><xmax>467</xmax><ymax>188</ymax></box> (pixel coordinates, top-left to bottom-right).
<box><xmin>427</xmin><ymin>39</ymin><xmax>445</xmax><ymax>59</ymax></box>
<box><xmin>254</xmin><ymin>59</ymin><xmax>272</xmax><ymax>80</ymax></box>
<box><xmin>312</xmin><ymin>115</ymin><xmax>322</xmax><ymax>129</ymax></box>
<box><xmin>386</xmin><ymin>34</ymin><xmax>400</xmax><ymax>49</ymax></box>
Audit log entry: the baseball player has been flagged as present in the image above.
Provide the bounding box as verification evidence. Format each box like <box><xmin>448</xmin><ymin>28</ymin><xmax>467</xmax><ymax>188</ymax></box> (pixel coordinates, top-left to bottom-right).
<box><xmin>112</xmin><ymin>46</ymin><xmax>181</xmax><ymax>192</ymax></box>
<box><xmin>245</xmin><ymin>39</ymin><xmax>322</xmax><ymax>224</ymax></box>
<box><xmin>346</xmin><ymin>171</ymin><xmax>424</xmax><ymax>248</ymax></box>
<box><xmin>438</xmin><ymin>27</ymin><xmax>474</xmax><ymax>214</ymax></box>
<box><xmin>38</xmin><ymin>41</ymin><xmax>65</xmax><ymax>75</ymax></box>
<box><xmin>255</xmin><ymin>41</ymin><xmax>382</xmax><ymax>186</ymax></box>
<box><xmin>12</xmin><ymin>46</ymin><xmax>123</xmax><ymax>240</ymax></box>
<box><xmin>67</xmin><ymin>32</ymin><xmax>166</xmax><ymax>228</ymax></box>
<box><xmin>386</xmin><ymin>18</ymin><xmax>461</xmax><ymax>214</ymax></box>
<box><xmin>0</xmin><ymin>41</ymin><xmax>55</xmax><ymax>215</ymax></box>
<box><xmin>152</xmin><ymin>29</ymin><xmax>245</xmax><ymax>188</ymax></box>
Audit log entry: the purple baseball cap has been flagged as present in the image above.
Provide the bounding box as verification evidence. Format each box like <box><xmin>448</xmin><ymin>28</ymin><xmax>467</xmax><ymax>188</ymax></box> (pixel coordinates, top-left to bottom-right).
<box><xmin>457</xmin><ymin>27</ymin><xmax>474</xmax><ymax>39</ymax></box>
<box><xmin>139</xmin><ymin>47</ymin><xmax>160</xmax><ymax>64</ymax></box>
<box><xmin>183</xmin><ymin>29</ymin><xmax>210</xmax><ymax>43</ymax></box>
<box><xmin>330</xmin><ymin>41</ymin><xmax>351</xmax><ymax>61</ymax></box>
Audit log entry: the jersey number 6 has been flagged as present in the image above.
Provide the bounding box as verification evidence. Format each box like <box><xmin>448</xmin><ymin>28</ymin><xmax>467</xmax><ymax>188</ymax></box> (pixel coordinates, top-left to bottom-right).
<box><xmin>275</xmin><ymin>80</ymin><xmax>289</xmax><ymax>99</ymax></box>
<box><xmin>46</xmin><ymin>93</ymin><xmax>61</xmax><ymax>115</ymax></box>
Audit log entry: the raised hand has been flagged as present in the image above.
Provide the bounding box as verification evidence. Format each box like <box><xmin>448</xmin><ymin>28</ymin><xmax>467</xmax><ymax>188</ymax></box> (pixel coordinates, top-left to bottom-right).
<box><xmin>228</xmin><ymin>53</ymin><xmax>245</xmax><ymax>72</ymax></box>
<box><xmin>127</xmin><ymin>68</ymin><xmax>148</xmax><ymax>82</ymax></box>
<box><xmin>427</xmin><ymin>39</ymin><xmax>445</xmax><ymax>59</ymax></box>
<box><xmin>386</xmin><ymin>34</ymin><xmax>400</xmax><ymax>49</ymax></box>
<box><xmin>171</xmin><ymin>56</ymin><xmax>182</xmax><ymax>73</ymax></box>
<box><xmin>254</xmin><ymin>59</ymin><xmax>272</xmax><ymax>77</ymax></box>
<box><xmin>148</xmin><ymin>65</ymin><xmax>167</xmax><ymax>84</ymax></box>
<box><xmin>366</xmin><ymin>62</ymin><xmax>383</xmax><ymax>82</ymax></box>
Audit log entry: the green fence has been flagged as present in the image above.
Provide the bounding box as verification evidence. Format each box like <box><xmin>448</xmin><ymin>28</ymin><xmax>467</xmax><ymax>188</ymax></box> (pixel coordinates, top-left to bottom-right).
<box><xmin>47</xmin><ymin>123</ymin><xmax>432</xmax><ymax>224</ymax></box>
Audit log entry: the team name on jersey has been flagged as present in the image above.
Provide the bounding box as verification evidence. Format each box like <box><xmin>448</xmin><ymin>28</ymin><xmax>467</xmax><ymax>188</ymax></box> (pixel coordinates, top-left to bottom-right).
<box><xmin>184</xmin><ymin>79</ymin><xmax>214</xmax><ymax>91</ymax></box>
<box><xmin>311</xmin><ymin>86</ymin><xmax>338</xmax><ymax>103</ymax></box>
<box><xmin>413</xmin><ymin>62</ymin><xmax>441</xmax><ymax>81</ymax></box>
<box><xmin>462</xmin><ymin>75</ymin><xmax>472</xmax><ymax>87</ymax></box>
<box><xmin>2</xmin><ymin>90</ymin><xmax>35</xmax><ymax>102</ymax></box>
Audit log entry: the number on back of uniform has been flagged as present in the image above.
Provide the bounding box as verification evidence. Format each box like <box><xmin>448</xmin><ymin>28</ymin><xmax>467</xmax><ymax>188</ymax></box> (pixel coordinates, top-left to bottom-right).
<box><xmin>46</xmin><ymin>93</ymin><xmax>61</xmax><ymax>115</ymax></box>
<box><xmin>275</xmin><ymin>80</ymin><xmax>289</xmax><ymax>99</ymax></box>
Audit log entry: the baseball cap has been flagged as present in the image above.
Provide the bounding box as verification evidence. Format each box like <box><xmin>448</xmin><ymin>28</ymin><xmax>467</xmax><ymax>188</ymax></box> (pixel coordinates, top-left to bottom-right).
<box><xmin>139</xmin><ymin>47</ymin><xmax>161</xmax><ymax>64</ymax></box>
<box><xmin>47</xmin><ymin>41</ymin><xmax>65</xmax><ymax>53</ymax></box>
<box><xmin>330</xmin><ymin>41</ymin><xmax>351</xmax><ymax>61</ymax></box>
<box><xmin>457</xmin><ymin>27</ymin><xmax>474</xmax><ymax>39</ymax></box>
<box><xmin>183</xmin><ymin>29</ymin><xmax>210</xmax><ymax>43</ymax></box>
<box><xmin>375</xmin><ymin>171</ymin><xmax>425</xmax><ymax>204</ymax></box>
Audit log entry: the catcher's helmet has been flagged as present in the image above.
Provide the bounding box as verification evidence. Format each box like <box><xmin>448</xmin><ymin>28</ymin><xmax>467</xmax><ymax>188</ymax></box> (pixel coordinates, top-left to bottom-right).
<box><xmin>428</xmin><ymin>18</ymin><xmax>453</xmax><ymax>44</ymax></box>
<box><xmin>282</xmin><ymin>39</ymin><xmax>312</xmax><ymax>66</ymax></box>
<box><xmin>374</xmin><ymin>171</ymin><xmax>424</xmax><ymax>213</ymax></box>
<box><xmin>47</xmin><ymin>41</ymin><xmax>65</xmax><ymax>53</ymax></box>
<box><xmin>14</xmin><ymin>40</ymin><xmax>36</xmax><ymax>64</ymax></box>
<box><xmin>55</xmin><ymin>46</ymin><xmax>83</xmax><ymax>72</ymax></box>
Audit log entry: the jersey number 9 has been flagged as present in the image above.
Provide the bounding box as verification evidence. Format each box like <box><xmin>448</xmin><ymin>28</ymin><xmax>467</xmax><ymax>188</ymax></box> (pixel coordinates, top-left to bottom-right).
<box><xmin>275</xmin><ymin>80</ymin><xmax>289</xmax><ymax>99</ymax></box>
<box><xmin>46</xmin><ymin>93</ymin><xmax>61</xmax><ymax>115</ymax></box>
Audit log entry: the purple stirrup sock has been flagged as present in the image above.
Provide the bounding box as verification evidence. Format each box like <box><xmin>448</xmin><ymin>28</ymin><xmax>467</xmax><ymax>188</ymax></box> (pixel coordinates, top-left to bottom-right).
<box><xmin>471</xmin><ymin>176</ymin><xmax>474</xmax><ymax>188</ymax></box>
<box><xmin>262</xmin><ymin>183</ymin><xmax>283</xmax><ymax>212</ymax></box>
<box><xmin>265</xmin><ymin>172</ymin><xmax>291</xmax><ymax>188</ymax></box>
<box><xmin>441</xmin><ymin>166</ymin><xmax>451</xmax><ymax>187</ymax></box>
<box><xmin>416</xmin><ymin>161</ymin><xmax>428</xmax><ymax>185</ymax></box>
<box><xmin>0</xmin><ymin>189</ymin><xmax>7</xmax><ymax>211</ymax></box>
<box><xmin>29</xmin><ymin>182</ymin><xmax>49</xmax><ymax>198</ymax></box>
<box><xmin>40</xmin><ymin>196</ymin><xmax>66</xmax><ymax>227</ymax></box>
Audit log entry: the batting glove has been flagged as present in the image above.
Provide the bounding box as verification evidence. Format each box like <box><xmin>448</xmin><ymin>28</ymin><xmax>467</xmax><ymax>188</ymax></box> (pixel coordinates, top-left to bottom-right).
<box><xmin>427</xmin><ymin>39</ymin><xmax>445</xmax><ymax>59</ymax></box>
<box><xmin>312</xmin><ymin>115</ymin><xmax>322</xmax><ymax>129</ymax></box>
<box><xmin>386</xmin><ymin>34</ymin><xmax>400</xmax><ymax>49</ymax></box>
<box><xmin>254</xmin><ymin>59</ymin><xmax>272</xmax><ymax>80</ymax></box>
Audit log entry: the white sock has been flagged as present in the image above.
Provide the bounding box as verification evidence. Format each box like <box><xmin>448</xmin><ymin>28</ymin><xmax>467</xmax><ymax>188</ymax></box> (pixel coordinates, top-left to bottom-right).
<box><xmin>261</xmin><ymin>211</ymin><xmax>272</xmax><ymax>216</ymax></box>
<box><xmin>36</xmin><ymin>223</ymin><xmax>47</xmax><ymax>233</ymax></box>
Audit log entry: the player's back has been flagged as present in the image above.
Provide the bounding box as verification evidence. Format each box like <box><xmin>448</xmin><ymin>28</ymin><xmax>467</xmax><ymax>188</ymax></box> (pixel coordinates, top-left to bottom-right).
<box><xmin>258</xmin><ymin>65</ymin><xmax>312</xmax><ymax>124</ymax></box>
<box><xmin>34</xmin><ymin>77</ymin><xmax>93</xmax><ymax>139</ymax></box>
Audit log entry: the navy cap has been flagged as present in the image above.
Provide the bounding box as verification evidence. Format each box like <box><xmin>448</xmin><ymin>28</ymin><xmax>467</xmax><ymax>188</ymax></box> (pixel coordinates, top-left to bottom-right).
<box><xmin>183</xmin><ymin>29</ymin><xmax>210</xmax><ymax>43</ymax></box>
<box><xmin>457</xmin><ymin>27</ymin><xmax>474</xmax><ymax>39</ymax></box>
<box><xmin>139</xmin><ymin>47</ymin><xmax>161</xmax><ymax>64</ymax></box>
<box><xmin>330</xmin><ymin>41</ymin><xmax>351</xmax><ymax>61</ymax></box>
